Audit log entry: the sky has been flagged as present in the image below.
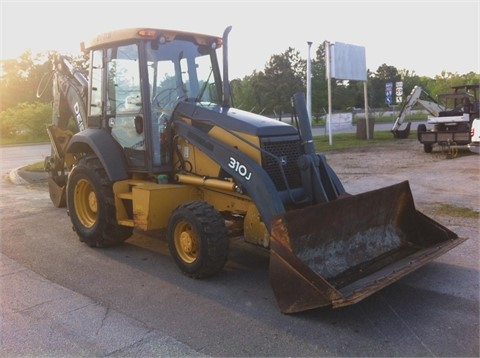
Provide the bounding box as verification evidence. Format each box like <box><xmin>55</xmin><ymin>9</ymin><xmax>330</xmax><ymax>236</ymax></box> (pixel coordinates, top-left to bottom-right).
<box><xmin>1</xmin><ymin>0</ymin><xmax>479</xmax><ymax>79</ymax></box>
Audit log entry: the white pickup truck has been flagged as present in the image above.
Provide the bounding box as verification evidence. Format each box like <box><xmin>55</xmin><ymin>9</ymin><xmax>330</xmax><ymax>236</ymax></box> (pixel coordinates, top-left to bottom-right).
<box><xmin>468</xmin><ymin>118</ymin><xmax>480</xmax><ymax>154</ymax></box>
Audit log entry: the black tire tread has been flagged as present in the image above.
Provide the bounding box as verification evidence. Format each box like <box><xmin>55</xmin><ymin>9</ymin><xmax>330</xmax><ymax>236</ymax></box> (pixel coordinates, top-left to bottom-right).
<box><xmin>67</xmin><ymin>156</ymin><xmax>132</xmax><ymax>247</ymax></box>
<box><xmin>168</xmin><ymin>201</ymin><xmax>228</xmax><ymax>278</ymax></box>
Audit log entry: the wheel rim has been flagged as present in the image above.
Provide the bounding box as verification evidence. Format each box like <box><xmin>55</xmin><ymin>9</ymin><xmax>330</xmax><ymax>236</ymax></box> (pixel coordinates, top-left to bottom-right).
<box><xmin>173</xmin><ymin>220</ymin><xmax>199</xmax><ymax>264</ymax></box>
<box><xmin>74</xmin><ymin>178</ymin><xmax>98</xmax><ymax>228</ymax></box>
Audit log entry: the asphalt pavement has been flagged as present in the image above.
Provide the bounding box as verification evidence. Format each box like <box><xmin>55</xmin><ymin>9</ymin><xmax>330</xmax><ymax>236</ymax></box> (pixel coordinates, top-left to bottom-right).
<box><xmin>0</xmin><ymin>123</ymin><xmax>339</xmax><ymax>357</ymax></box>
<box><xmin>0</xmin><ymin>121</ymin><xmax>413</xmax><ymax>357</ymax></box>
<box><xmin>1</xmin><ymin>253</ymin><xmax>205</xmax><ymax>357</ymax></box>
<box><xmin>1</xmin><ymin>120</ymin><xmax>456</xmax><ymax>358</ymax></box>
<box><xmin>2</xmin><ymin>157</ymin><xmax>205</xmax><ymax>356</ymax></box>
<box><xmin>1</xmin><ymin>140</ymin><xmax>209</xmax><ymax>356</ymax></box>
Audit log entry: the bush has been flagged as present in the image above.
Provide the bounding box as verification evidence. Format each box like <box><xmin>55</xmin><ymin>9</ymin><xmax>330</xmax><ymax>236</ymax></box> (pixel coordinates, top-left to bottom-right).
<box><xmin>0</xmin><ymin>102</ymin><xmax>51</xmax><ymax>143</ymax></box>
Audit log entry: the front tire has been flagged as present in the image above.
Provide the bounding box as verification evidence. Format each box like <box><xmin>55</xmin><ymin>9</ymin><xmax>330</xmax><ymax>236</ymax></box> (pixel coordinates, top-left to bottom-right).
<box><xmin>67</xmin><ymin>156</ymin><xmax>132</xmax><ymax>247</ymax></box>
<box><xmin>167</xmin><ymin>201</ymin><xmax>229</xmax><ymax>278</ymax></box>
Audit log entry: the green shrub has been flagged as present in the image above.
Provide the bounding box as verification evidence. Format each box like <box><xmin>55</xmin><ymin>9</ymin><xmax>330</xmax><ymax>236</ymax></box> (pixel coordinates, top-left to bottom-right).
<box><xmin>0</xmin><ymin>101</ymin><xmax>51</xmax><ymax>144</ymax></box>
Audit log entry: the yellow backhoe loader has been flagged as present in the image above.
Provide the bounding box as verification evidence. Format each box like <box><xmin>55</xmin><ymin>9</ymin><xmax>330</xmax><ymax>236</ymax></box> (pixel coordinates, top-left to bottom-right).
<box><xmin>42</xmin><ymin>27</ymin><xmax>467</xmax><ymax>313</ymax></box>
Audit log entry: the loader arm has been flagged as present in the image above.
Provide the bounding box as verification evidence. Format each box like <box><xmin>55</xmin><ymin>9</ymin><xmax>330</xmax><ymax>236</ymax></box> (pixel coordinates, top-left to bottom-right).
<box><xmin>173</xmin><ymin>93</ymin><xmax>346</xmax><ymax>231</ymax></box>
<box><xmin>173</xmin><ymin>119</ymin><xmax>285</xmax><ymax>232</ymax></box>
<box><xmin>292</xmin><ymin>93</ymin><xmax>345</xmax><ymax>204</ymax></box>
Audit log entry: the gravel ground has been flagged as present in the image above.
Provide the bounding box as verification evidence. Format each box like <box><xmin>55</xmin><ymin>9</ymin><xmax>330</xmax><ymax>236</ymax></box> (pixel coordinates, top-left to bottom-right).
<box><xmin>324</xmin><ymin>138</ymin><xmax>479</xmax><ymax>230</ymax></box>
<box><xmin>16</xmin><ymin>138</ymin><xmax>479</xmax><ymax>230</ymax></box>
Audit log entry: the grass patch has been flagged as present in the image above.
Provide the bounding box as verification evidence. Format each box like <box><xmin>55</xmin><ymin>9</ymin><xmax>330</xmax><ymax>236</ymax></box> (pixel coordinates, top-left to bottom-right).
<box><xmin>0</xmin><ymin>139</ymin><xmax>50</xmax><ymax>147</ymax></box>
<box><xmin>23</xmin><ymin>161</ymin><xmax>45</xmax><ymax>172</ymax></box>
<box><xmin>19</xmin><ymin>131</ymin><xmax>401</xmax><ymax>172</ymax></box>
<box><xmin>311</xmin><ymin>114</ymin><xmax>427</xmax><ymax>127</ymax></box>
<box><xmin>433</xmin><ymin>203</ymin><xmax>479</xmax><ymax>219</ymax></box>
<box><xmin>352</xmin><ymin>113</ymin><xmax>427</xmax><ymax>125</ymax></box>
<box><xmin>314</xmin><ymin>130</ymin><xmax>404</xmax><ymax>152</ymax></box>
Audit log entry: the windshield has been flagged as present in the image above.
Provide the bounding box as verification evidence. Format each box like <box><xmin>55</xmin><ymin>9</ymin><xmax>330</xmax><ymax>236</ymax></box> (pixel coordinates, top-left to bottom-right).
<box><xmin>146</xmin><ymin>38</ymin><xmax>221</xmax><ymax>111</ymax></box>
<box><xmin>145</xmin><ymin>37</ymin><xmax>221</xmax><ymax>166</ymax></box>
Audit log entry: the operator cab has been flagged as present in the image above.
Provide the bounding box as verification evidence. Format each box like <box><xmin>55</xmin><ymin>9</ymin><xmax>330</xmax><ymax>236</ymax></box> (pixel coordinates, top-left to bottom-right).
<box><xmin>83</xmin><ymin>28</ymin><xmax>224</xmax><ymax>173</ymax></box>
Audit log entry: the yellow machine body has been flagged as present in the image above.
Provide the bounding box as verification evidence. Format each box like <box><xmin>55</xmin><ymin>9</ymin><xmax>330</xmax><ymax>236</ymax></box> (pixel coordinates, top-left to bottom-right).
<box><xmin>44</xmin><ymin>27</ymin><xmax>467</xmax><ymax>314</ymax></box>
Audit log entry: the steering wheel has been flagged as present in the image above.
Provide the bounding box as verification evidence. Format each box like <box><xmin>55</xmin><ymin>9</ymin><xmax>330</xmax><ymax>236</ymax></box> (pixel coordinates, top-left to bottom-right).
<box><xmin>152</xmin><ymin>88</ymin><xmax>179</xmax><ymax>110</ymax></box>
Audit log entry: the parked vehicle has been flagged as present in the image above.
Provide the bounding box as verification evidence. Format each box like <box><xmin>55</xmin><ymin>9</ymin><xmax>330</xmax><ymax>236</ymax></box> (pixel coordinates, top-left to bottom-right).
<box><xmin>468</xmin><ymin>118</ymin><xmax>480</xmax><ymax>154</ymax></box>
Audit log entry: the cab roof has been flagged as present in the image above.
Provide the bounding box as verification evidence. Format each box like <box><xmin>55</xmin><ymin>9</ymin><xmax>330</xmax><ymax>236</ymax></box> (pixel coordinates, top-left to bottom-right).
<box><xmin>81</xmin><ymin>28</ymin><xmax>223</xmax><ymax>52</ymax></box>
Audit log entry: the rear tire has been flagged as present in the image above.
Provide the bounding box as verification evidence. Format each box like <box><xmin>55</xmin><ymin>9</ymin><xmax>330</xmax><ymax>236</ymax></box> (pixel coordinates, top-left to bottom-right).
<box><xmin>417</xmin><ymin>124</ymin><xmax>427</xmax><ymax>141</ymax></box>
<box><xmin>417</xmin><ymin>124</ymin><xmax>433</xmax><ymax>153</ymax></box>
<box><xmin>67</xmin><ymin>156</ymin><xmax>132</xmax><ymax>247</ymax></box>
<box><xmin>423</xmin><ymin>143</ymin><xmax>433</xmax><ymax>153</ymax></box>
<box><xmin>167</xmin><ymin>201</ymin><xmax>229</xmax><ymax>278</ymax></box>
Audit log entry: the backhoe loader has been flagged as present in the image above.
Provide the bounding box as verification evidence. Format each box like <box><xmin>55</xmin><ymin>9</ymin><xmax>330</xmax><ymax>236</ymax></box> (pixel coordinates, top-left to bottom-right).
<box><xmin>43</xmin><ymin>27</ymin><xmax>467</xmax><ymax>313</ymax></box>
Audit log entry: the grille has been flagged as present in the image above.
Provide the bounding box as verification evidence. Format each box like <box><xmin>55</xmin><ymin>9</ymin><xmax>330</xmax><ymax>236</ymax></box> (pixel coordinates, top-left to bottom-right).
<box><xmin>261</xmin><ymin>136</ymin><xmax>302</xmax><ymax>191</ymax></box>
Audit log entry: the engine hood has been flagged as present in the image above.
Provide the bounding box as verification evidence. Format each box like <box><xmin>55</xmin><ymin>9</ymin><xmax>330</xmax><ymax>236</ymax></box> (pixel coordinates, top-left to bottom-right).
<box><xmin>175</xmin><ymin>101</ymin><xmax>298</xmax><ymax>137</ymax></box>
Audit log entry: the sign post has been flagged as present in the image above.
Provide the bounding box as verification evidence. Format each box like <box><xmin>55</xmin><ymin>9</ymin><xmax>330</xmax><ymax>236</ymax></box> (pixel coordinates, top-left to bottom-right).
<box><xmin>385</xmin><ymin>82</ymin><xmax>393</xmax><ymax>105</ymax></box>
<box><xmin>325</xmin><ymin>41</ymin><xmax>333</xmax><ymax>145</ymax></box>
<box><xmin>325</xmin><ymin>41</ymin><xmax>367</xmax><ymax>142</ymax></box>
<box><xmin>396</xmin><ymin>81</ymin><xmax>403</xmax><ymax>104</ymax></box>
<box><xmin>306</xmin><ymin>41</ymin><xmax>313</xmax><ymax>124</ymax></box>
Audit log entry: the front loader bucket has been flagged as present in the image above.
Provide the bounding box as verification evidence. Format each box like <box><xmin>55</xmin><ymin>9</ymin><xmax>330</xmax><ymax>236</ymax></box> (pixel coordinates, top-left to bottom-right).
<box><xmin>269</xmin><ymin>181</ymin><xmax>467</xmax><ymax>314</ymax></box>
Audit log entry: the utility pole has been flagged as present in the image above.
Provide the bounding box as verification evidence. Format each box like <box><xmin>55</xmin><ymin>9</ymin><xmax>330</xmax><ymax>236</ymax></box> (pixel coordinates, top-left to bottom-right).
<box><xmin>306</xmin><ymin>41</ymin><xmax>312</xmax><ymax>125</ymax></box>
<box><xmin>324</xmin><ymin>40</ymin><xmax>333</xmax><ymax>145</ymax></box>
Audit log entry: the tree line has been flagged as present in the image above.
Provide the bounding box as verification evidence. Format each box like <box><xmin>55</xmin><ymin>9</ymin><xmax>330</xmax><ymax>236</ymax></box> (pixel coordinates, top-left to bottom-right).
<box><xmin>231</xmin><ymin>43</ymin><xmax>479</xmax><ymax>120</ymax></box>
<box><xmin>1</xmin><ymin>46</ymin><xmax>478</xmax><ymax>143</ymax></box>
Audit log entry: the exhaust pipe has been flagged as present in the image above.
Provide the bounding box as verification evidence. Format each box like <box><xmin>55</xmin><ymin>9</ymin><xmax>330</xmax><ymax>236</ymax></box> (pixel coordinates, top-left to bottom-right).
<box><xmin>222</xmin><ymin>26</ymin><xmax>232</xmax><ymax>108</ymax></box>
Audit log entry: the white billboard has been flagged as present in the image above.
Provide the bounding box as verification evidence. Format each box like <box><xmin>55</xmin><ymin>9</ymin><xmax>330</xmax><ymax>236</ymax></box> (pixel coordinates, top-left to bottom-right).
<box><xmin>330</xmin><ymin>42</ymin><xmax>367</xmax><ymax>81</ymax></box>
